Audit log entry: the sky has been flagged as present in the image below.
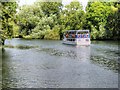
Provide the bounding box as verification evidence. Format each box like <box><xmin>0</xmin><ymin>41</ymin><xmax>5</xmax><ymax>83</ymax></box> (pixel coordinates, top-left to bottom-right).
<box><xmin>19</xmin><ymin>0</ymin><xmax>88</xmax><ymax>11</ymax></box>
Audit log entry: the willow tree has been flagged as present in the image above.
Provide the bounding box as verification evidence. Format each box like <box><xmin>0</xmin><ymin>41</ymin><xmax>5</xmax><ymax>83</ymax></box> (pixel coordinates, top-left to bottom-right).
<box><xmin>0</xmin><ymin>1</ymin><xmax>18</xmax><ymax>45</ymax></box>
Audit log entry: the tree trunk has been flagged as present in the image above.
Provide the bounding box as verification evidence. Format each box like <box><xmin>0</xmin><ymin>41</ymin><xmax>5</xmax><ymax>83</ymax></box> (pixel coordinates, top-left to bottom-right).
<box><xmin>2</xmin><ymin>39</ymin><xmax>5</xmax><ymax>46</ymax></box>
<box><xmin>1</xmin><ymin>39</ymin><xmax>5</xmax><ymax>52</ymax></box>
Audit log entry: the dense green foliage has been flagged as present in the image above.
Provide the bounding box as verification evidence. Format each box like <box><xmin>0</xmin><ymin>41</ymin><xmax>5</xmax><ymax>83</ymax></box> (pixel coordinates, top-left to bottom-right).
<box><xmin>86</xmin><ymin>1</ymin><xmax>120</xmax><ymax>39</ymax></box>
<box><xmin>17</xmin><ymin>1</ymin><xmax>63</xmax><ymax>40</ymax></box>
<box><xmin>61</xmin><ymin>1</ymin><xmax>85</xmax><ymax>30</ymax></box>
<box><xmin>0</xmin><ymin>1</ymin><xmax>18</xmax><ymax>45</ymax></box>
<box><xmin>1</xmin><ymin>0</ymin><xmax>120</xmax><ymax>45</ymax></box>
<box><xmin>106</xmin><ymin>2</ymin><xmax>120</xmax><ymax>39</ymax></box>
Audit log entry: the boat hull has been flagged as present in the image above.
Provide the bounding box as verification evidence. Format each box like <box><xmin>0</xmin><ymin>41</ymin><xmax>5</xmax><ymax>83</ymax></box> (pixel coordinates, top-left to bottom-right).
<box><xmin>62</xmin><ymin>41</ymin><xmax>77</xmax><ymax>45</ymax></box>
<box><xmin>63</xmin><ymin>38</ymin><xmax>90</xmax><ymax>46</ymax></box>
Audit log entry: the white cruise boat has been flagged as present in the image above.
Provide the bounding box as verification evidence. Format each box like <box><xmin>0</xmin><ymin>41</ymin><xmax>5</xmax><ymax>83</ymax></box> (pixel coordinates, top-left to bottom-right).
<box><xmin>63</xmin><ymin>30</ymin><xmax>91</xmax><ymax>46</ymax></box>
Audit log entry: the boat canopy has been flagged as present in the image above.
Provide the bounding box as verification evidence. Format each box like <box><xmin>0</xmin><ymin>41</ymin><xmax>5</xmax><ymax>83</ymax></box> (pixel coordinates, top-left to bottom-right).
<box><xmin>64</xmin><ymin>30</ymin><xmax>89</xmax><ymax>34</ymax></box>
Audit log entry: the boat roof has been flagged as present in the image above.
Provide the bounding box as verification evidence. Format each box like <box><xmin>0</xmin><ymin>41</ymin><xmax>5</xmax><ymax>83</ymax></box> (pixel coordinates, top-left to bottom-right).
<box><xmin>65</xmin><ymin>30</ymin><xmax>89</xmax><ymax>32</ymax></box>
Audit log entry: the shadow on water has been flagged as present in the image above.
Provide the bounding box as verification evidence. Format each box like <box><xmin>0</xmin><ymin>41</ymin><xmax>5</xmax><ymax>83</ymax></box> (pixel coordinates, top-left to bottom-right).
<box><xmin>92</xmin><ymin>40</ymin><xmax>119</xmax><ymax>45</ymax></box>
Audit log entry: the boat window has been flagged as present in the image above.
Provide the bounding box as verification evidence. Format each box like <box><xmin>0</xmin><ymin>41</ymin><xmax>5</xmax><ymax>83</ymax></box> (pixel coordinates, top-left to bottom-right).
<box><xmin>67</xmin><ymin>38</ymin><xmax>75</xmax><ymax>41</ymax></box>
<box><xmin>77</xmin><ymin>31</ymin><xmax>89</xmax><ymax>38</ymax></box>
<box><xmin>64</xmin><ymin>30</ymin><xmax>90</xmax><ymax>39</ymax></box>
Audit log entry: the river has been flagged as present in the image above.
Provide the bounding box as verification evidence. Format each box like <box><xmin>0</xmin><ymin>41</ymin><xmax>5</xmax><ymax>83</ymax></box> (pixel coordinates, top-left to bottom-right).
<box><xmin>1</xmin><ymin>38</ymin><xmax>119</xmax><ymax>88</ymax></box>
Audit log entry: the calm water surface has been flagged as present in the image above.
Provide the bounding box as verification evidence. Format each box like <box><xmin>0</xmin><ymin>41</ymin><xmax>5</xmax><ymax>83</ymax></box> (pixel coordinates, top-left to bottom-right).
<box><xmin>1</xmin><ymin>38</ymin><xmax>119</xmax><ymax>88</ymax></box>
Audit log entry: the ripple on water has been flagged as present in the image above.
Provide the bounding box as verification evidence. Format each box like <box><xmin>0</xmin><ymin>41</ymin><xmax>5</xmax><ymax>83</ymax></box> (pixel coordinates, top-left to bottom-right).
<box><xmin>90</xmin><ymin>55</ymin><xmax>119</xmax><ymax>73</ymax></box>
<box><xmin>2</xmin><ymin>39</ymin><xmax>119</xmax><ymax>88</ymax></box>
<box><xmin>35</xmin><ymin>48</ymin><xmax>77</xmax><ymax>59</ymax></box>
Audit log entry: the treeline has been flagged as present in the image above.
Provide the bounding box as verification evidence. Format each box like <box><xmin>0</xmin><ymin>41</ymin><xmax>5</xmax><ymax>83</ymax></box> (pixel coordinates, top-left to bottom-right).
<box><xmin>1</xmin><ymin>0</ymin><xmax>120</xmax><ymax>45</ymax></box>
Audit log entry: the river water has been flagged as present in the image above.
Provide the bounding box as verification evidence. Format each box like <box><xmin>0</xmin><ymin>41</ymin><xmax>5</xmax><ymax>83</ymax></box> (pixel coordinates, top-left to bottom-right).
<box><xmin>1</xmin><ymin>38</ymin><xmax>119</xmax><ymax>88</ymax></box>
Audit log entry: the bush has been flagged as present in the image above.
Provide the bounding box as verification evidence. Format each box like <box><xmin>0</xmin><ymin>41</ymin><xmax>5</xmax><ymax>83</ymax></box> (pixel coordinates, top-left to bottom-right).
<box><xmin>44</xmin><ymin>25</ymin><xmax>60</xmax><ymax>40</ymax></box>
<box><xmin>44</xmin><ymin>30</ymin><xmax>60</xmax><ymax>40</ymax></box>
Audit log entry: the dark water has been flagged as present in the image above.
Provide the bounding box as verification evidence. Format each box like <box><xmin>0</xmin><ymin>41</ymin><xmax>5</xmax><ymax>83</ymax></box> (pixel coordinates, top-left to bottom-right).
<box><xmin>1</xmin><ymin>38</ymin><xmax>119</xmax><ymax>88</ymax></box>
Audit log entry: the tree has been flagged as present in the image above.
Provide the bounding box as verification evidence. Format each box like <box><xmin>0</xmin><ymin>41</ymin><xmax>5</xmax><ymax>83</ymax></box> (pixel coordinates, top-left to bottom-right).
<box><xmin>86</xmin><ymin>1</ymin><xmax>120</xmax><ymax>40</ymax></box>
<box><xmin>38</xmin><ymin>1</ymin><xmax>62</xmax><ymax>17</ymax></box>
<box><xmin>28</xmin><ymin>14</ymin><xmax>57</xmax><ymax>39</ymax></box>
<box><xmin>18</xmin><ymin>1</ymin><xmax>64</xmax><ymax>40</ymax></box>
<box><xmin>38</xmin><ymin>1</ymin><xmax>63</xmax><ymax>28</ymax></box>
<box><xmin>86</xmin><ymin>1</ymin><xmax>111</xmax><ymax>39</ymax></box>
<box><xmin>0</xmin><ymin>1</ymin><xmax>18</xmax><ymax>45</ymax></box>
<box><xmin>17</xmin><ymin>4</ymin><xmax>43</xmax><ymax>36</ymax></box>
<box><xmin>61</xmin><ymin>0</ymin><xmax>85</xmax><ymax>30</ymax></box>
<box><xmin>106</xmin><ymin>2</ymin><xmax>120</xmax><ymax>39</ymax></box>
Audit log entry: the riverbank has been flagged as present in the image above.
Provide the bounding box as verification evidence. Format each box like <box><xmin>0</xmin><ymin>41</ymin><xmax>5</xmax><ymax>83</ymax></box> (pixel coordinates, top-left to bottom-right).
<box><xmin>12</xmin><ymin>36</ymin><xmax>120</xmax><ymax>41</ymax></box>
